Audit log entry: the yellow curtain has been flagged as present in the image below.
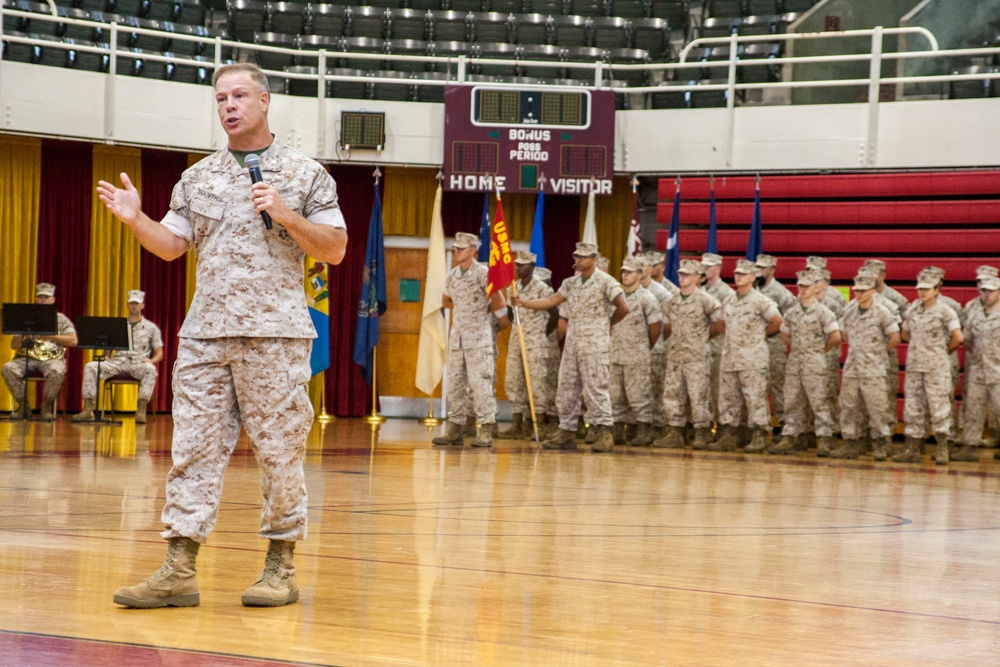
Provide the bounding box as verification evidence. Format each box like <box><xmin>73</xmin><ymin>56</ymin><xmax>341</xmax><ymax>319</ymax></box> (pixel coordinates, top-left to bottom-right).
<box><xmin>0</xmin><ymin>135</ymin><xmax>42</xmax><ymax>411</ymax></box>
<box><xmin>580</xmin><ymin>176</ymin><xmax>634</xmax><ymax>276</ymax></box>
<box><xmin>90</xmin><ymin>145</ymin><xmax>144</xmax><ymax>410</ymax></box>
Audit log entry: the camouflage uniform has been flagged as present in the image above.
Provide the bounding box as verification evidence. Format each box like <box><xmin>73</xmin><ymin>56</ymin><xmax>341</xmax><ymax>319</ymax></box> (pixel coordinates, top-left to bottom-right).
<box><xmin>758</xmin><ymin>277</ymin><xmax>795</xmax><ymax>422</ymax></box>
<box><xmin>505</xmin><ymin>277</ymin><xmax>553</xmax><ymax>419</ymax></box>
<box><xmin>901</xmin><ymin>300</ymin><xmax>961</xmax><ymax>439</ymax></box>
<box><xmin>780</xmin><ymin>301</ymin><xmax>840</xmax><ymax>438</ymax></box>
<box><xmin>80</xmin><ymin>317</ymin><xmax>163</xmax><ymax>402</ymax></box>
<box><xmin>443</xmin><ymin>261</ymin><xmax>497</xmax><ymax>427</ymax></box>
<box><xmin>662</xmin><ymin>288</ymin><xmax>720</xmax><ymax>429</ymax></box>
<box><xmin>839</xmin><ymin>300</ymin><xmax>899</xmax><ymax>440</ymax></box>
<box><xmin>821</xmin><ymin>286</ymin><xmax>846</xmax><ymax>421</ymax></box>
<box><xmin>643</xmin><ymin>278</ymin><xmax>673</xmax><ymax>428</ymax></box>
<box><xmin>157</xmin><ymin>139</ymin><xmax>342</xmax><ymax>543</ymax></box>
<box><xmin>2</xmin><ymin>312</ymin><xmax>75</xmax><ymax>405</ymax></box>
<box><xmin>718</xmin><ymin>290</ymin><xmax>780</xmax><ymax>430</ymax></box>
<box><xmin>874</xmin><ymin>292</ymin><xmax>903</xmax><ymax>432</ymax></box>
<box><xmin>703</xmin><ymin>278</ymin><xmax>735</xmax><ymax>421</ymax></box>
<box><xmin>961</xmin><ymin>303</ymin><xmax>1000</xmax><ymax>447</ymax></box>
<box><xmin>556</xmin><ymin>271</ymin><xmax>623</xmax><ymax>431</ymax></box>
<box><xmin>610</xmin><ymin>286</ymin><xmax>661</xmax><ymax>424</ymax></box>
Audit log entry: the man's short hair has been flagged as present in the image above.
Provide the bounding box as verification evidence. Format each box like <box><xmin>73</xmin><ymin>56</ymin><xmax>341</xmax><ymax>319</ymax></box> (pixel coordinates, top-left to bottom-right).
<box><xmin>213</xmin><ymin>62</ymin><xmax>270</xmax><ymax>95</ymax></box>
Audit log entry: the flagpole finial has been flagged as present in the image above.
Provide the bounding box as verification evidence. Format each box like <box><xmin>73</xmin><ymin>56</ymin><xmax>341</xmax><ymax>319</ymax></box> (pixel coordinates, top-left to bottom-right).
<box><xmin>373</xmin><ymin>167</ymin><xmax>382</xmax><ymax>184</ymax></box>
<box><xmin>537</xmin><ymin>171</ymin><xmax>547</xmax><ymax>192</ymax></box>
<box><xmin>709</xmin><ymin>174</ymin><xmax>715</xmax><ymax>188</ymax></box>
<box><xmin>435</xmin><ymin>169</ymin><xmax>443</xmax><ymax>184</ymax></box>
<box><xmin>675</xmin><ymin>175</ymin><xmax>681</xmax><ymax>193</ymax></box>
<box><xmin>631</xmin><ymin>175</ymin><xmax>638</xmax><ymax>192</ymax></box>
<box><xmin>755</xmin><ymin>173</ymin><xmax>761</xmax><ymax>188</ymax></box>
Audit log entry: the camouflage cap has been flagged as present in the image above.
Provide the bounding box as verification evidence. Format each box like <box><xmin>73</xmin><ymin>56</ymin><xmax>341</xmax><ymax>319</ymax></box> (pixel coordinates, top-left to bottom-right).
<box><xmin>678</xmin><ymin>259</ymin><xmax>704</xmax><ymax>275</ymax></box>
<box><xmin>816</xmin><ymin>268</ymin><xmax>832</xmax><ymax>282</ymax></box>
<box><xmin>621</xmin><ymin>257</ymin><xmax>642</xmax><ymax>273</ymax></box>
<box><xmin>701</xmin><ymin>252</ymin><xmax>723</xmax><ymax>267</ymax></box>
<box><xmin>976</xmin><ymin>265</ymin><xmax>999</xmax><ymax>279</ymax></box>
<box><xmin>572</xmin><ymin>241</ymin><xmax>598</xmax><ymax>257</ymax></box>
<box><xmin>853</xmin><ymin>271</ymin><xmax>877</xmax><ymax>291</ymax></box>
<box><xmin>924</xmin><ymin>265</ymin><xmax>945</xmax><ymax>279</ymax></box>
<box><xmin>805</xmin><ymin>255</ymin><xmax>827</xmax><ymax>270</ymax></box>
<box><xmin>734</xmin><ymin>258</ymin><xmax>757</xmax><ymax>274</ymax></box>
<box><xmin>514</xmin><ymin>250</ymin><xmax>537</xmax><ymax>264</ymax></box>
<box><xmin>863</xmin><ymin>259</ymin><xmax>887</xmax><ymax>272</ymax></box>
<box><xmin>35</xmin><ymin>282</ymin><xmax>55</xmax><ymax>297</ymax></box>
<box><xmin>648</xmin><ymin>251</ymin><xmax>666</xmax><ymax>265</ymax></box>
<box><xmin>452</xmin><ymin>232</ymin><xmax>480</xmax><ymax>249</ymax></box>
<box><xmin>127</xmin><ymin>290</ymin><xmax>145</xmax><ymax>304</ymax></box>
<box><xmin>981</xmin><ymin>276</ymin><xmax>1000</xmax><ymax>291</ymax></box>
<box><xmin>916</xmin><ymin>269</ymin><xmax>940</xmax><ymax>290</ymax></box>
<box><xmin>755</xmin><ymin>254</ymin><xmax>777</xmax><ymax>268</ymax></box>
<box><xmin>596</xmin><ymin>255</ymin><xmax>610</xmax><ymax>271</ymax></box>
<box><xmin>534</xmin><ymin>266</ymin><xmax>552</xmax><ymax>282</ymax></box>
<box><xmin>796</xmin><ymin>269</ymin><xmax>817</xmax><ymax>286</ymax></box>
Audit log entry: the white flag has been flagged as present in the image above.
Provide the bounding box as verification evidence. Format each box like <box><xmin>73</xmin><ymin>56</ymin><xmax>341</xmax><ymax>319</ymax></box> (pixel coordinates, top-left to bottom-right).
<box><xmin>415</xmin><ymin>185</ymin><xmax>447</xmax><ymax>395</ymax></box>
<box><xmin>626</xmin><ymin>217</ymin><xmax>641</xmax><ymax>257</ymax></box>
<box><xmin>582</xmin><ymin>188</ymin><xmax>597</xmax><ymax>245</ymax></box>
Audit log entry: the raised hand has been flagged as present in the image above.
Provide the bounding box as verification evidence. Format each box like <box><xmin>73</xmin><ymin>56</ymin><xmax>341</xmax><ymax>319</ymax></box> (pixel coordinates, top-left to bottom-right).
<box><xmin>96</xmin><ymin>172</ymin><xmax>142</xmax><ymax>225</ymax></box>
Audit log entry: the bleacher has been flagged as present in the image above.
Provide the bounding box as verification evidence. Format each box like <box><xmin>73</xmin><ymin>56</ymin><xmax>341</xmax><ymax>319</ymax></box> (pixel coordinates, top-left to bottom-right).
<box><xmin>0</xmin><ymin>0</ymin><xmax>690</xmax><ymax>102</ymax></box>
<box><xmin>655</xmin><ymin>170</ymin><xmax>1000</xmax><ymax>420</ymax></box>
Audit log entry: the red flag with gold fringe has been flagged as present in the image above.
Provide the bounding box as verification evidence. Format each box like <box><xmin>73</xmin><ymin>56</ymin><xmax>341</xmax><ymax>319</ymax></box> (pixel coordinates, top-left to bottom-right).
<box><xmin>486</xmin><ymin>195</ymin><xmax>515</xmax><ymax>297</ymax></box>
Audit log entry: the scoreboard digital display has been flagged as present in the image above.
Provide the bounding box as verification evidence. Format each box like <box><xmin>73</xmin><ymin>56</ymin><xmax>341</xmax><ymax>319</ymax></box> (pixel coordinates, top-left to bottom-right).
<box><xmin>443</xmin><ymin>85</ymin><xmax>616</xmax><ymax>196</ymax></box>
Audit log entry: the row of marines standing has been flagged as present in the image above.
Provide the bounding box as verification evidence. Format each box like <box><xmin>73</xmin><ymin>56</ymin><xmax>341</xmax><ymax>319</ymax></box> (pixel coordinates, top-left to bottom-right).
<box><xmin>432</xmin><ymin>233</ymin><xmax>1000</xmax><ymax>465</ymax></box>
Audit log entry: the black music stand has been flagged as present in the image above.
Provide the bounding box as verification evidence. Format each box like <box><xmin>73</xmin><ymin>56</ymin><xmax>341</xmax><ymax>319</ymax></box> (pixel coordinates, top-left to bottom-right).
<box><xmin>1</xmin><ymin>303</ymin><xmax>58</xmax><ymax>422</ymax></box>
<box><xmin>74</xmin><ymin>316</ymin><xmax>131</xmax><ymax>426</ymax></box>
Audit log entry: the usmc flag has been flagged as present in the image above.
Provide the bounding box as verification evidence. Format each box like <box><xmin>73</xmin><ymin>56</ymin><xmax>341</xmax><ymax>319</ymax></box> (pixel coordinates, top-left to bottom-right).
<box><xmin>486</xmin><ymin>195</ymin><xmax>515</xmax><ymax>297</ymax></box>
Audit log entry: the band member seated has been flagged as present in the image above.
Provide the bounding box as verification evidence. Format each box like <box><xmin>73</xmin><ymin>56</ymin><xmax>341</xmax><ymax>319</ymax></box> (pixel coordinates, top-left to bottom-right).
<box><xmin>72</xmin><ymin>290</ymin><xmax>164</xmax><ymax>423</ymax></box>
<box><xmin>2</xmin><ymin>282</ymin><xmax>78</xmax><ymax>419</ymax></box>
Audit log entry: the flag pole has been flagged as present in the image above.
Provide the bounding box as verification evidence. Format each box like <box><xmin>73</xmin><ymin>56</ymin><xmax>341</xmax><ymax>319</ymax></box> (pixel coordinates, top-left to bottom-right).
<box><xmin>364</xmin><ymin>345</ymin><xmax>387</xmax><ymax>424</ymax></box>
<box><xmin>510</xmin><ymin>280</ymin><xmax>540</xmax><ymax>443</ymax></box>
<box><xmin>418</xmin><ymin>398</ymin><xmax>442</xmax><ymax>425</ymax></box>
<box><xmin>317</xmin><ymin>372</ymin><xmax>335</xmax><ymax>423</ymax></box>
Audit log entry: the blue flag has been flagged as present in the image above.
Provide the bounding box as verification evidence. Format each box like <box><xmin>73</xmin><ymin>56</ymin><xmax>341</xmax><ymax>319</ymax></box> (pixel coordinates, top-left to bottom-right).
<box><xmin>352</xmin><ymin>183</ymin><xmax>387</xmax><ymax>384</ymax></box>
<box><xmin>745</xmin><ymin>184</ymin><xmax>762</xmax><ymax>261</ymax></box>
<box><xmin>706</xmin><ymin>186</ymin><xmax>718</xmax><ymax>255</ymax></box>
<box><xmin>529</xmin><ymin>190</ymin><xmax>546</xmax><ymax>268</ymax></box>
<box><xmin>665</xmin><ymin>189</ymin><xmax>680</xmax><ymax>285</ymax></box>
<box><xmin>477</xmin><ymin>188</ymin><xmax>491</xmax><ymax>263</ymax></box>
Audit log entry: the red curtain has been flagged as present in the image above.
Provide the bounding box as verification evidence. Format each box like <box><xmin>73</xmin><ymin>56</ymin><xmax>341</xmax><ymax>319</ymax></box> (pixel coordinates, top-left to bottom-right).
<box><xmin>139</xmin><ymin>149</ymin><xmax>189</xmax><ymax>413</ymax></box>
<box><xmin>323</xmin><ymin>165</ymin><xmax>375</xmax><ymax>417</ymax></box>
<box><xmin>541</xmin><ymin>195</ymin><xmax>581</xmax><ymax>290</ymax></box>
<box><xmin>36</xmin><ymin>140</ymin><xmax>93</xmax><ymax>412</ymax></box>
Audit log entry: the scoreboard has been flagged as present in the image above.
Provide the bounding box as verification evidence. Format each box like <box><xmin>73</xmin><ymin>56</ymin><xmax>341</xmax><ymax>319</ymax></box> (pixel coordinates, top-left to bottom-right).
<box><xmin>442</xmin><ymin>85</ymin><xmax>616</xmax><ymax>196</ymax></box>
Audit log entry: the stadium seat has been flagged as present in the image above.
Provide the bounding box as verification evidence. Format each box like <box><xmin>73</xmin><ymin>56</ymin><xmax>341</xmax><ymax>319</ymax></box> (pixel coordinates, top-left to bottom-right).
<box><xmin>304</xmin><ymin>3</ymin><xmax>346</xmax><ymax>37</ymax></box>
<box><xmin>631</xmin><ymin>16</ymin><xmax>668</xmax><ymax>60</ymax></box>
<box><xmin>385</xmin><ymin>8</ymin><xmax>431</xmax><ymax>40</ymax></box>
<box><xmin>468</xmin><ymin>11</ymin><xmax>516</xmax><ymax>43</ymax></box>
<box><xmin>549</xmin><ymin>14</ymin><xmax>590</xmax><ymax>47</ymax></box>
<box><xmin>343</xmin><ymin>6</ymin><xmax>388</xmax><ymax>40</ymax></box>
<box><xmin>251</xmin><ymin>31</ymin><xmax>298</xmax><ymax>72</ymax></box>
<box><xmin>265</xmin><ymin>1</ymin><xmax>307</xmax><ymax>36</ymax></box>
<box><xmin>949</xmin><ymin>65</ymin><xmax>997</xmax><ymax>99</ymax></box>
<box><xmin>426</xmin><ymin>9</ymin><xmax>473</xmax><ymax>42</ymax></box>
<box><xmin>226</xmin><ymin>0</ymin><xmax>267</xmax><ymax>42</ymax></box>
<box><xmin>512</xmin><ymin>13</ymin><xmax>553</xmax><ymax>45</ymax></box>
<box><xmin>592</xmin><ymin>16</ymin><xmax>631</xmax><ymax>49</ymax></box>
<box><xmin>382</xmin><ymin>37</ymin><xmax>433</xmax><ymax>72</ymax></box>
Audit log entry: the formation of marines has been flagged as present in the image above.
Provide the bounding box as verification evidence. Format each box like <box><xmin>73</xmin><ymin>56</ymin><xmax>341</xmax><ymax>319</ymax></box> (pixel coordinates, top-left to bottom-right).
<box><xmin>435</xmin><ymin>236</ymin><xmax>1000</xmax><ymax>465</ymax></box>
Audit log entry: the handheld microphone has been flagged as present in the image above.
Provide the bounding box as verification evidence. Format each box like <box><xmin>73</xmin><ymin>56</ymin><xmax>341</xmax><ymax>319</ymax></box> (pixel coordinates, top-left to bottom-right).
<box><xmin>245</xmin><ymin>153</ymin><xmax>272</xmax><ymax>230</ymax></box>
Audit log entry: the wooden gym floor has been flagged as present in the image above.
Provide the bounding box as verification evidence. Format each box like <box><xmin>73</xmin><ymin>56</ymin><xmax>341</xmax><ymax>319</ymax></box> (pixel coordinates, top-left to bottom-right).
<box><xmin>0</xmin><ymin>414</ymin><xmax>997</xmax><ymax>666</ymax></box>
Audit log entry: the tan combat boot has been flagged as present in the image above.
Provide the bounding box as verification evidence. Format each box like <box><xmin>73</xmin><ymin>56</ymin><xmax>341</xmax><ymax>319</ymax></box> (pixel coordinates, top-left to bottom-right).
<box><xmin>497</xmin><ymin>413</ymin><xmax>523</xmax><ymax>439</ymax></box>
<box><xmin>590</xmin><ymin>425</ymin><xmax>614</xmax><ymax>453</ymax></box>
<box><xmin>611</xmin><ymin>422</ymin><xmax>628</xmax><ymax>446</ymax></box>
<box><xmin>242</xmin><ymin>540</ymin><xmax>298</xmax><ymax>607</ymax></box>
<box><xmin>872</xmin><ymin>436</ymin><xmax>891</xmax><ymax>461</ymax></box>
<box><xmin>10</xmin><ymin>401</ymin><xmax>27</xmax><ymax>419</ymax></box>
<box><xmin>934</xmin><ymin>434</ymin><xmax>950</xmax><ymax>465</ymax></box>
<box><xmin>71</xmin><ymin>399</ymin><xmax>96</xmax><ymax>422</ymax></box>
<box><xmin>766</xmin><ymin>434</ymin><xmax>797</xmax><ymax>455</ymax></box>
<box><xmin>892</xmin><ymin>436</ymin><xmax>922</xmax><ymax>463</ymax></box>
<box><xmin>431</xmin><ymin>421</ymin><xmax>464</xmax><ymax>446</ymax></box>
<box><xmin>631</xmin><ymin>422</ymin><xmax>654</xmax><ymax>447</ymax></box>
<box><xmin>744</xmin><ymin>427</ymin><xmax>770</xmax><ymax>453</ymax></box>
<box><xmin>113</xmin><ymin>537</ymin><xmax>200</xmax><ymax>608</ymax></box>
<box><xmin>830</xmin><ymin>439</ymin><xmax>860</xmax><ymax>459</ymax></box>
<box><xmin>542</xmin><ymin>428</ymin><xmax>578</xmax><ymax>450</ymax></box>
<box><xmin>950</xmin><ymin>444</ymin><xmax>980</xmax><ymax>462</ymax></box>
<box><xmin>462</xmin><ymin>416</ymin><xmax>477</xmax><ymax>437</ymax></box>
<box><xmin>40</xmin><ymin>399</ymin><xmax>56</xmax><ymax>420</ymax></box>
<box><xmin>135</xmin><ymin>399</ymin><xmax>149</xmax><ymax>424</ymax></box>
<box><xmin>815</xmin><ymin>436</ymin><xmax>835</xmax><ymax>457</ymax></box>
<box><xmin>651</xmin><ymin>425</ymin><xmax>685</xmax><ymax>449</ymax></box>
<box><xmin>691</xmin><ymin>427</ymin><xmax>711</xmax><ymax>450</ymax></box>
<box><xmin>471</xmin><ymin>424</ymin><xmax>494</xmax><ymax>448</ymax></box>
<box><xmin>707</xmin><ymin>425</ymin><xmax>740</xmax><ymax>451</ymax></box>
